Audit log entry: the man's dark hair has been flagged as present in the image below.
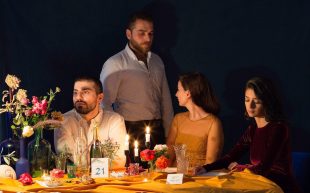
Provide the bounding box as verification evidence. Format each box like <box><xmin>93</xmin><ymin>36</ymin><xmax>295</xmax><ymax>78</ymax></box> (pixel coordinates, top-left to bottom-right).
<box><xmin>127</xmin><ymin>11</ymin><xmax>153</xmax><ymax>30</ymax></box>
<box><xmin>74</xmin><ymin>75</ymin><xmax>103</xmax><ymax>94</ymax></box>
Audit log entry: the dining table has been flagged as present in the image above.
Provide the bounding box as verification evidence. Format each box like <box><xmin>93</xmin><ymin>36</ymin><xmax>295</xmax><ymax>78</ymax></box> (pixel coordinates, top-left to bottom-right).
<box><xmin>0</xmin><ymin>168</ymin><xmax>283</xmax><ymax>193</ymax></box>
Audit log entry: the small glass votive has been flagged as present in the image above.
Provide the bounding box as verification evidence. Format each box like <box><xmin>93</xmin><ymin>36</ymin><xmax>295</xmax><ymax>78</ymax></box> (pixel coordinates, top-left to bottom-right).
<box><xmin>41</xmin><ymin>169</ymin><xmax>51</xmax><ymax>181</ymax></box>
<box><xmin>67</xmin><ymin>164</ymin><xmax>77</xmax><ymax>178</ymax></box>
<box><xmin>128</xmin><ymin>163</ymin><xmax>139</xmax><ymax>176</ymax></box>
<box><xmin>76</xmin><ymin>165</ymin><xmax>89</xmax><ymax>180</ymax></box>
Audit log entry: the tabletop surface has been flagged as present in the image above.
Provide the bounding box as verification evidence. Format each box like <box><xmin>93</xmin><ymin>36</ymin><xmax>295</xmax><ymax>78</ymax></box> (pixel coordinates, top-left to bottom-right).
<box><xmin>0</xmin><ymin>169</ymin><xmax>283</xmax><ymax>193</ymax></box>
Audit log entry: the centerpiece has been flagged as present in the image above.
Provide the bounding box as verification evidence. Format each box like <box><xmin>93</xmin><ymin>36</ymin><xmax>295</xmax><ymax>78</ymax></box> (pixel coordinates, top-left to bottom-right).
<box><xmin>0</xmin><ymin>74</ymin><xmax>62</xmax><ymax>178</ymax></box>
<box><xmin>140</xmin><ymin>144</ymin><xmax>169</xmax><ymax>173</ymax></box>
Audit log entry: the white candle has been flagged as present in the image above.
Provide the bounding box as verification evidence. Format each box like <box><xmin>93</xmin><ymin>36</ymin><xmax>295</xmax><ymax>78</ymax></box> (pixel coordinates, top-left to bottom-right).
<box><xmin>134</xmin><ymin>140</ymin><xmax>139</xmax><ymax>157</ymax></box>
<box><xmin>125</xmin><ymin>134</ymin><xmax>129</xmax><ymax>151</ymax></box>
<box><xmin>145</xmin><ymin>126</ymin><xmax>151</xmax><ymax>143</ymax></box>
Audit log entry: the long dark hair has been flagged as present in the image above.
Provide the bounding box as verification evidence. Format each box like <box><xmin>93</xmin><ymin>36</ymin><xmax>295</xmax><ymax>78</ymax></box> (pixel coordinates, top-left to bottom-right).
<box><xmin>244</xmin><ymin>77</ymin><xmax>285</xmax><ymax>122</ymax></box>
<box><xmin>179</xmin><ymin>72</ymin><xmax>220</xmax><ymax>115</ymax></box>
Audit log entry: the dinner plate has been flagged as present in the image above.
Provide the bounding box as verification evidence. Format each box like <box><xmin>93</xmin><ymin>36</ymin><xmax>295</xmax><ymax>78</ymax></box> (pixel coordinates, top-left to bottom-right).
<box><xmin>164</xmin><ymin>167</ymin><xmax>177</xmax><ymax>173</ymax></box>
<box><xmin>36</xmin><ymin>180</ymin><xmax>63</xmax><ymax>188</ymax></box>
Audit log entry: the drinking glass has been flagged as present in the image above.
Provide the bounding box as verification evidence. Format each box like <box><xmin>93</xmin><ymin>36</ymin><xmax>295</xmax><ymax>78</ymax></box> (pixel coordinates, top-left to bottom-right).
<box><xmin>173</xmin><ymin>144</ymin><xmax>188</xmax><ymax>174</ymax></box>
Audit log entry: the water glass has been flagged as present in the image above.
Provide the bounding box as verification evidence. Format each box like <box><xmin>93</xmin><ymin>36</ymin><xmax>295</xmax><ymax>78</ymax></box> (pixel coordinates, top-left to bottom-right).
<box><xmin>174</xmin><ymin>144</ymin><xmax>188</xmax><ymax>174</ymax></box>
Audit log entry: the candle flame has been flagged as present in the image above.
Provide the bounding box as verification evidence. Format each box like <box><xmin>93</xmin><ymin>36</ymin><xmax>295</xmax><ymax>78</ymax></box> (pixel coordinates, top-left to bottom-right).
<box><xmin>125</xmin><ymin>134</ymin><xmax>129</xmax><ymax>141</ymax></box>
<box><xmin>134</xmin><ymin>140</ymin><xmax>138</xmax><ymax>148</ymax></box>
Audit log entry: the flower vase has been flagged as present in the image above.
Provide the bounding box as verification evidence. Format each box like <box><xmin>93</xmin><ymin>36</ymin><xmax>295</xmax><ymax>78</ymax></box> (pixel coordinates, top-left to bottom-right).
<box><xmin>0</xmin><ymin>112</ymin><xmax>20</xmax><ymax>167</ymax></box>
<box><xmin>15</xmin><ymin>137</ymin><xmax>30</xmax><ymax>179</ymax></box>
<box><xmin>28</xmin><ymin>128</ymin><xmax>52</xmax><ymax>177</ymax></box>
<box><xmin>0</xmin><ymin>138</ymin><xmax>19</xmax><ymax>166</ymax></box>
<box><xmin>148</xmin><ymin>161</ymin><xmax>155</xmax><ymax>173</ymax></box>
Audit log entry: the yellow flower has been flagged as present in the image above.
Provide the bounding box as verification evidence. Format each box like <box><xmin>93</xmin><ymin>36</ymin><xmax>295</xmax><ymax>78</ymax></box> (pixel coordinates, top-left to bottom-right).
<box><xmin>5</xmin><ymin>74</ymin><xmax>21</xmax><ymax>90</ymax></box>
<box><xmin>16</xmin><ymin>89</ymin><xmax>27</xmax><ymax>102</ymax></box>
<box><xmin>55</xmin><ymin>87</ymin><xmax>61</xmax><ymax>93</ymax></box>
<box><xmin>22</xmin><ymin>125</ymin><xmax>34</xmax><ymax>137</ymax></box>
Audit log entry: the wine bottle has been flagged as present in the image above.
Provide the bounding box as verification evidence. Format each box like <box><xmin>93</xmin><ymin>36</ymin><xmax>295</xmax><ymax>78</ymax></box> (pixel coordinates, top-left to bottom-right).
<box><xmin>124</xmin><ymin>150</ymin><xmax>131</xmax><ymax>168</ymax></box>
<box><xmin>90</xmin><ymin>123</ymin><xmax>103</xmax><ymax>159</ymax></box>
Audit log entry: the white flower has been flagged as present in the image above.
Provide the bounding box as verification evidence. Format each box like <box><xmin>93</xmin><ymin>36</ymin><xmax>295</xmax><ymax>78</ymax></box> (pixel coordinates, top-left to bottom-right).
<box><xmin>22</xmin><ymin>126</ymin><xmax>34</xmax><ymax>138</ymax></box>
<box><xmin>5</xmin><ymin>74</ymin><xmax>20</xmax><ymax>90</ymax></box>
<box><xmin>16</xmin><ymin>89</ymin><xmax>27</xmax><ymax>102</ymax></box>
<box><xmin>154</xmin><ymin>144</ymin><xmax>167</xmax><ymax>151</ymax></box>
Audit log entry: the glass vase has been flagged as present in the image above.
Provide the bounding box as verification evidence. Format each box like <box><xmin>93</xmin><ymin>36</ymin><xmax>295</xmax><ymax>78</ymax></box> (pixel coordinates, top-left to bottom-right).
<box><xmin>0</xmin><ymin>138</ymin><xmax>19</xmax><ymax>167</ymax></box>
<box><xmin>28</xmin><ymin>128</ymin><xmax>52</xmax><ymax>177</ymax></box>
<box><xmin>15</xmin><ymin>137</ymin><xmax>30</xmax><ymax>179</ymax></box>
<box><xmin>0</xmin><ymin>112</ymin><xmax>19</xmax><ymax>168</ymax></box>
<box><xmin>148</xmin><ymin>161</ymin><xmax>155</xmax><ymax>173</ymax></box>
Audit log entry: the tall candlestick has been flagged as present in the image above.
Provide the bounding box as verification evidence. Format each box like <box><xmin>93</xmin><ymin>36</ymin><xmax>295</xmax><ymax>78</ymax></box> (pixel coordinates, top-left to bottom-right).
<box><xmin>134</xmin><ymin>140</ymin><xmax>139</xmax><ymax>157</ymax></box>
<box><xmin>145</xmin><ymin>126</ymin><xmax>151</xmax><ymax>143</ymax></box>
<box><xmin>125</xmin><ymin>134</ymin><xmax>129</xmax><ymax>151</ymax></box>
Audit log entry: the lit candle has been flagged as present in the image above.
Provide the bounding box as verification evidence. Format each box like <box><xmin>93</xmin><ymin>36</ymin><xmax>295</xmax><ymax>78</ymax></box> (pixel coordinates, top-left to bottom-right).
<box><xmin>125</xmin><ymin>134</ymin><xmax>129</xmax><ymax>151</ymax></box>
<box><xmin>134</xmin><ymin>140</ymin><xmax>139</xmax><ymax>157</ymax></box>
<box><xmin>145</xmin><ymin>126</ymin><xmax>150</xmax><ymax>143</ymax></box>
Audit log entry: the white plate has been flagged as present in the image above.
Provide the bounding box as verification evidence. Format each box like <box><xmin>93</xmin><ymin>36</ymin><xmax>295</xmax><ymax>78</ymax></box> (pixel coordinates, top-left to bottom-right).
<box><xmin>164</xmin><ymin>167</ymin><xmax>177</xmax><ymax>173</ymax></box>
<box><xmin>36</xmin><ymin>180</ymin><xmax>63</xmax><ymax>188</ymax></box>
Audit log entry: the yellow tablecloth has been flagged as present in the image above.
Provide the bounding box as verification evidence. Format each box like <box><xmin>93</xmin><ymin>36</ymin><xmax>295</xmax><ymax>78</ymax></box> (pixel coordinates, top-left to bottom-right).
<box><xmin>0</xmin><ymin>169</ymin><xmax>283</xmax><ymax>193</ymax></box>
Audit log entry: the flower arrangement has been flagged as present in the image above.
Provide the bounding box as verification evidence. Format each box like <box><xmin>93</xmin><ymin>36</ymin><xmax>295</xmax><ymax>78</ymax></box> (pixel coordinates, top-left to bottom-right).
<box><xmin>0</xmin><ymin>74</ymin><xmax>63</xmax><ymax>138</ymax></box>
<box><xmin>101</xmin><ymin>138</ymin><xmax>120</xmax><ymax>168</ymax></box>
<box><xmin>140</xmin><ymin>144</ymin><xmax>169</xmax><ymax>171</ymax></box>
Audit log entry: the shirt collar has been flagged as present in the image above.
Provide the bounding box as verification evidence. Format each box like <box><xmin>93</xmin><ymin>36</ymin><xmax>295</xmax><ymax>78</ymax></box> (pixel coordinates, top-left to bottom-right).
<box><xmin>125</xmin><ymin>44</ymin><xmax>151</xmax><ymax>63</ymax></box>
<box><xmin>74</xmin><ymin>108</ymin><xmax>104</xmax><ymax>127</ymax></box>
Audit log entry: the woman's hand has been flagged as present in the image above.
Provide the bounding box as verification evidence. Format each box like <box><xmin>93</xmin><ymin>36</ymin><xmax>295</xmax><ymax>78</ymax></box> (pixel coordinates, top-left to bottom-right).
<box><xmin>228</xmin><ymin>162</ymin><xmax>252</xmax><ymax>172</ymax></box>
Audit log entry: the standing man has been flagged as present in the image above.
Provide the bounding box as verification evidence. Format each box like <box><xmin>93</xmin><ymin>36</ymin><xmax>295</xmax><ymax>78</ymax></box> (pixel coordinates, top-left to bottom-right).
<box><xmin>54</xmin><ymin>75</ymin><xmax>126</xmax><ymax>169</ymax></box>
<box><xmin>100</xmin><ymin>11</ymin><xmax>174</xmax><ymax>156</ymax></box>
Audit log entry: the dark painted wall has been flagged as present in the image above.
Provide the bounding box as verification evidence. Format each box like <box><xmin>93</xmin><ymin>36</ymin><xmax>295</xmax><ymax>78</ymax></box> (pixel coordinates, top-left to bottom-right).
<box><xmin>1</xmin><ymin>0</ymin><xmax>309</xmax><ymax>155</ymax></box>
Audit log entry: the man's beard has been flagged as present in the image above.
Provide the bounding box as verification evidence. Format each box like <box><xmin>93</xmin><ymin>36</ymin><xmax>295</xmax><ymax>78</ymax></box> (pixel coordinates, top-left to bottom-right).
<box><xmin>130</xmin><ymin>40</ymin><xmax>151</xmax><ymax>55</ymax></box>
<box><xmin>74</xmin><ymin>101</ymin><xmax>96</xmax><ymax>114</ymax></box>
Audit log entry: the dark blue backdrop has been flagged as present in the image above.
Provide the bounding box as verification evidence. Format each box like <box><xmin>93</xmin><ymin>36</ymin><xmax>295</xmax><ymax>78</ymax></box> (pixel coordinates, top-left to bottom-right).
<box><xmin>1</xmin><ymin>0</ymin><xmax>309</xmax><ymax>155</ymax></box>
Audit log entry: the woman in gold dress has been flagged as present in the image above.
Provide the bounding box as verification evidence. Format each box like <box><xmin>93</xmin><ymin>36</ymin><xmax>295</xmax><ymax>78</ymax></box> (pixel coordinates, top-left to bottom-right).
<box><xmin>167</xmin><ymin>72</ymin><xmax>224</xmax><ymax>167</ymax></box>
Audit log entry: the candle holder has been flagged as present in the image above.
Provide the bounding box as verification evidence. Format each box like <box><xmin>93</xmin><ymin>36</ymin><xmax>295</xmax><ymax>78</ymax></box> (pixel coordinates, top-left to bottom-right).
<box><xmin>145</xmin><ymin>141</ymin><xmax>151</xmax><ymax>149</ymax></box>
<box><xmin>124</xmin><ymin>150</ymin><xmax>131</xmax><ymax>168</ymax></box>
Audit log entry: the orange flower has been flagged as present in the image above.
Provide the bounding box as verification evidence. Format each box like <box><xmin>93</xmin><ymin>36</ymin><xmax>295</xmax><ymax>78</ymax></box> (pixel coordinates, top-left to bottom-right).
<box><xmin>155</xmin><ymin>155</ymin><xmax>168</xmax><ymax>169</ymax></box>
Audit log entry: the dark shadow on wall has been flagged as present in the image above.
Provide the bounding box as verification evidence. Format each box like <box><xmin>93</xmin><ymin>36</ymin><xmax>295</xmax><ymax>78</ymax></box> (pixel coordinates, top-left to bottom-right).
<box><xmin>221</xmin><ymin>66</ymin><xmax>293</xmax><ymax>160</ymax></box>
<box><xmin>143</xmin><ymin>0</ymin><xmax>181</xmax><ymax>113</ymax></box>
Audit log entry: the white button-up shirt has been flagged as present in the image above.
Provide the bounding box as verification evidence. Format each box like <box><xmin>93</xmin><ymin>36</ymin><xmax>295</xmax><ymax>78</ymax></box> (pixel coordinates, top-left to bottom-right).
<box><xmin>100</xmin><ymin>44</ymin><xmax>174</xmax><ymax>136</ymax></box>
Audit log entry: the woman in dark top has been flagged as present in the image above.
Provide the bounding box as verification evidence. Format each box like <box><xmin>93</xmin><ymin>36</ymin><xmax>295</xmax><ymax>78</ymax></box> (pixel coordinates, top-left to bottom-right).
<box><xmin>196</xmin><ymin>77</ymin><xmax>301</xmax><ymax>193</ymax></box>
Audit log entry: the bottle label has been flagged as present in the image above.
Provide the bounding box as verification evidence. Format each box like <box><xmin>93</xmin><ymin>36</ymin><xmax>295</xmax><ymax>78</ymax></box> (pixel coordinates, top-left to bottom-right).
<box><xmin>91</xmin><ymin>158</ymin><xmax>109</xmax><ymax>178</ymax></box>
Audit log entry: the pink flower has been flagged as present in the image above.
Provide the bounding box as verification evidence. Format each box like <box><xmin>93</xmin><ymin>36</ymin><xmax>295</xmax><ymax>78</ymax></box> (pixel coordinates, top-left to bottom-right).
<box><xmin>50</xmin><ymin>169</ymin><xmax>65</xmax><ymax>178</ymax></box>
<box><xmin>18</xmin><ymin>173</ymin><xmax>33</xmax><ymax>185</ymax></box>
<box><xmin>20</xmin><ymin>98</ymin><xmax>29</xmax><ymax>106</ymax></box>
<box><xmin>32</xmin><ymin>96</ymin><xmax>38</xmax><ymax>104</ymax></box>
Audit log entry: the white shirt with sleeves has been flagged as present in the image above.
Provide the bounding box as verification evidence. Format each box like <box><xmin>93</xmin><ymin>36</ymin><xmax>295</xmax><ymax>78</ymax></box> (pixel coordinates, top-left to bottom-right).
<box><xmin>54</xmin><ymin>108</ymin><xmax>126</xmax><ymax>169</ymax></box>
